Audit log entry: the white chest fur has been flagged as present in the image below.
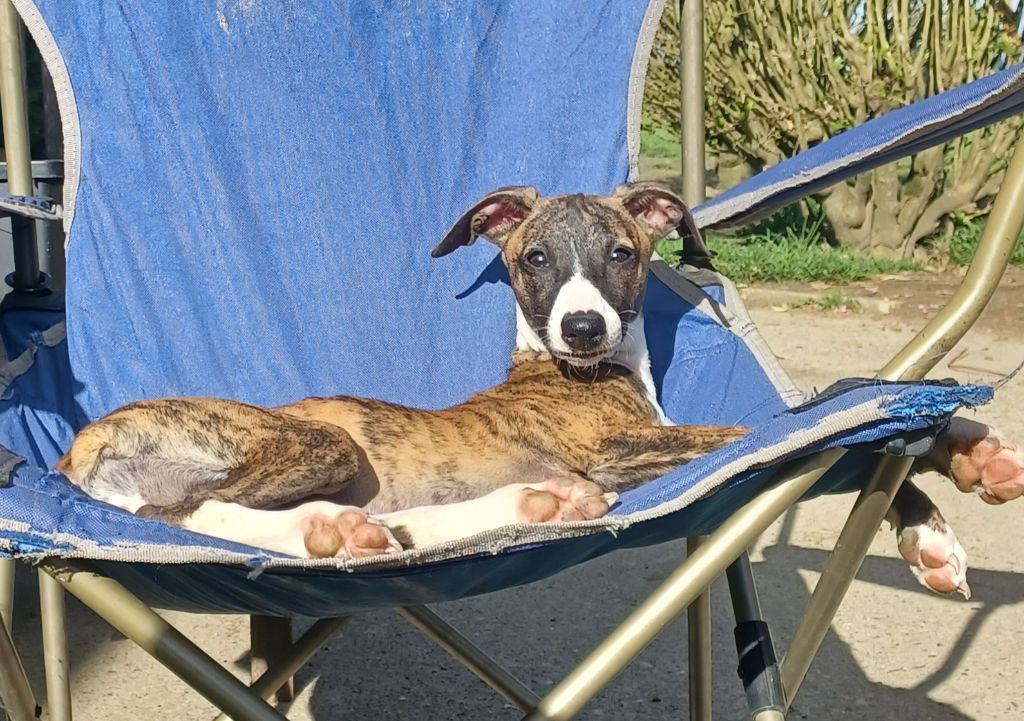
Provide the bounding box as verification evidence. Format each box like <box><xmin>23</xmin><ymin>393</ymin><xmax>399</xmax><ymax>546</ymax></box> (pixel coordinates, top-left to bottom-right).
<box><xmin>515</xmin><ymin>306</ymin><xmax>671</xmax><ymax>426</ymax></box>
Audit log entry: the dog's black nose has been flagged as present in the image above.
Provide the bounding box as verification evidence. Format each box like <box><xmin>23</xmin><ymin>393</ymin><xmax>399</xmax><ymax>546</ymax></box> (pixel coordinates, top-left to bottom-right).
<box><xmin>561</xmin><ymin>311</ymin><xmax>607</xmax><ymax>351</ymax></box>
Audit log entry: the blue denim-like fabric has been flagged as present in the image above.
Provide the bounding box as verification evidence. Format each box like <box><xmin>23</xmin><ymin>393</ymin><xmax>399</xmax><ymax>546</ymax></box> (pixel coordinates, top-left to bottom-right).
<box><xmin>30</xmin><ymin>0</ymin><xmax>652</xmax><ymax>421</ymax></box>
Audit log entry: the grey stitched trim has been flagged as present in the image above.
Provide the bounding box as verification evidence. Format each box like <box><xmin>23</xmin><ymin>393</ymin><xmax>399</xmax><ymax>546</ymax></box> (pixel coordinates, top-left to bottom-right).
<box><xmin>1</xmin><ymin>398</ymin><xmax>896</xmax><ymax>570</ymax></box>
<box><xmin>626</xmin><ymin>0</ymin><xmax>667</xmax><ymax>182</ymax></box>
<box><xmin>10</xmin><ymin>0</ymin><xmax>81</xmax><ymax>237</ymax></box>
<box><xmin>719</xmin><ymin>275</ymin><xmax>808</xmax><ymax>407</ymax></box>
<box><xmin>0</xmin><ymin>322</ymin><xmax>67</xmax><ymax>395</ymax></box>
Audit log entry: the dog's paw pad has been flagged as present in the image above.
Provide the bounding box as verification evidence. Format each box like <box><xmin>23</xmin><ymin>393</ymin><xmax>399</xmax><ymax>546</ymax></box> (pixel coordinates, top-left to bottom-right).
<box><xmin>303</xmin><ymin>510</ymin><xmax>402</xmax><ymax>559</ymax></box>
<box><xmin>895</xmin><ymin>517</ymin><xmax>971</xmax><ymax>599</ymax></box>
<box><xmin>948</xmin><ymin>426</ymin><xmax>1024</xmax><ymax>504</ymax></box>
<box><xmin>515</xmin><ymin>478</ymin><xmax>617</xmax><ymax>523</ymax></box>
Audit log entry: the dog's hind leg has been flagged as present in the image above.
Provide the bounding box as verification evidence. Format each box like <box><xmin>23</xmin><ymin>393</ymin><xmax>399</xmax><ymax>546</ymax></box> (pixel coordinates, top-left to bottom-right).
<box><xmin>57</xmin><ymin>410</ymin><xmax>236</xmax><ymax>509</ymax></box>
<box><xmin>59</xmin><ymin>399</ymin><xmax>363</xmax><ymax>523</ymax></box>
<box><xmin>134</xmin><ymin>420</ymin><xmax>363</xmax><ymax>524</ymax></box>
<box><xmin>912</xmin><ymin>417</ymin><xmax>1024</xmax><ymax>504</ymax></box>
<box><xmin>378</xmin><ymin>476</ymin><xmax>618</xmax><ymax>549</ymax></box>
<box><xmin>585</xmin><ymin>425</ymin><xmax>749</xmax><ymax>490</ymax></box>
<box><xmin>183</xmin><ymin>499</ymin><xmax>403</xmax><ymax>559</ymax></box>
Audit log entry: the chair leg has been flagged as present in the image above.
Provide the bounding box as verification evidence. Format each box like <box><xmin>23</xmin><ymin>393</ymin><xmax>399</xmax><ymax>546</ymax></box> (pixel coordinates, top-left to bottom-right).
<box><xmin>212</xmin><ymin>617</ymin><xmax>348</xmax><ymax>721</ymax></box>
<box><xmin>0</xmin><ymin>558</ymin><xmax>13</xmax><ymax>632</ymax></box>
<box><xmin>686</xmin><ymin>536</ymin><xmax>712</xmax><ymax>721</ymax></box>
<box><xmin>780</xmin><ymin>455</ymin><xmax>914</xmax><ymax>706</ymax></box>
<box><xmin>726</xmin><ymin>553</ymin><xmax>785</xmax><ymax>720</ymax></box>
<box><xmin>37</xmin><ymin>571</ymin><xmax>72</xmax><ymax>721</ymax></box>
<box><xmin>521</xmin><ymin>450</ymin><xmax>843</xmax><ymax>721</ymax></box>
<box><xmin>40</xmin><ymin>560</ymin><xmax>289</xmax><ymax>721</ymax></box>
<box><xmin>398</xmin><ymin>606</ymin><xmax>540</xmax><ymax>711</ymax></box>
<box><xmin>0</xmin><ymin>615</ymin><xmax>39</xmax><ymax>721</ymax></box>
<box><xmin>249</xmin><ymin>617</ymin><xmax>294</xmax><ymax>703</ymax></box>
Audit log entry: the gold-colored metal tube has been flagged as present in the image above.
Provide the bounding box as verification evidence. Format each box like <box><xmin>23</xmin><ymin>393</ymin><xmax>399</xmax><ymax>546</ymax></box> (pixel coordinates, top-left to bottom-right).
<box><xmin>38</xmin><ymin>572</ymin><xmax>72</xmax><ymax>721</ymax></box>
<box><xmin>779</xmin><ymin>455</ymin><xmax>915</xmax><ymax>702</ymax></box>
<box><xmin>680</xmin><ymin>0</ymin><xmax>706</xmax><ymax>209</ymax></box>
<box><xmin>686</xmin><ymin>535</ymin><xmax>713</xmax><ymax>721</ymax></box>
<box><xmin>522</xmin><ymin>450</ymin><xmax>845</xmax><ymax>721</ymax></box>
<box><xmin>213</xmin><ymin>617</ymin><xmax>349</xmax><ymax>721</ymax></box>
<box><xmin>43</xmin><ymin>561</ymin><xmax>288</xmax><ymax>721</ymax></box>
<box><xmin>0</xmin><ymin>0</ymin><xmax>33</xmax><ymax>196</ymax></box>
<box><xmin>0</xmin><ymin>558</ymin><xmax>13</xmax><ymax>632</ymax></box>
<box><xmin>399</xmin><ymin>605</ymin><xmax>541</xmax><ymax>711</ymax></box>
<box><xmin>0</xmin><ymin>9</ymin><xmax>42</xmax><ymax>708</ymax></box>
<box><xmin>0</xmin><ymin>618</ymin><xmax>37</xmax><ymax>721</ymax></box>
<box><xmin>879</xmin><ymin>137</ymin><xmax>1024</xmax><ymax>382</ymax></box>
<box><xmin>681</xmin><ymin>1</ymin><xmax>712</xmax><ymax>716</ymax></box>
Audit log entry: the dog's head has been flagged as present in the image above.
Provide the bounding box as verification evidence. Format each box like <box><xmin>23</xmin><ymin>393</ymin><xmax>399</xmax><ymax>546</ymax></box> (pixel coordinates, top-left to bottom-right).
<box><xmin>433</xmin><ymin>182</ymin><xmax>696</xmax><ymax>367</ymax></box>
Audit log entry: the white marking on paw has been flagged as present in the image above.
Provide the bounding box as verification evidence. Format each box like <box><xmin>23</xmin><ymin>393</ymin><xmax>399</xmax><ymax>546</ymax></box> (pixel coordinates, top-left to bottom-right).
<box><xmin>184</xmin><ymin>500</ymin><xmax>401</xmax><ymax>559</ymax></box>
<box><xmin>90</xmin><ymin>490</ymin><xmax>147</xmax><ymax>514</ymax></box>
<box><xmin>898</xmin><ymin>522</ymin><xmax>971</xmax><ymax>599</ymax></box>
<box><xmin>379</xmin><ymin>480</ymin><xmax>616</xmax><ymax>549</ymax></box>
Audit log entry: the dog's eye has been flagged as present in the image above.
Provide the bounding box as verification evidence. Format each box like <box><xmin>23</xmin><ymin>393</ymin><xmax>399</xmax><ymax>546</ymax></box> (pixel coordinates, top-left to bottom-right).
<box><xmin>525</xmin><ymin>250</ymin><xmax>550</xmax><ymax>268</ymax></box>
<box><xmin>610</xmin><ymin>246</ymin><xmax>634</xmax><ymax>264</ymax></box>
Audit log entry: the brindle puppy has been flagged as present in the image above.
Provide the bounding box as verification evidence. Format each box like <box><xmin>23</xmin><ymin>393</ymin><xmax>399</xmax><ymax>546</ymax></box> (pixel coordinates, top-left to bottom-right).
<box><xmin>57</xmin><ymin>183</ymin><xmax>1024</xmax><ymax>581</ymax></box>
<box><xmin>58</xmin><ymin>183</ymin><xmax>748</xmax><ymax>558</ymax></box>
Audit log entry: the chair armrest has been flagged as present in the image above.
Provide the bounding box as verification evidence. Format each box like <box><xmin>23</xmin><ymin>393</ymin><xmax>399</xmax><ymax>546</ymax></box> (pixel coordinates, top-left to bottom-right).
<box><xmin>0</xmin><ymin>194</ymin><xmax>62</xmax><ymax>222</ymax></box>
<box><xmin>694</xmin><ymin>64</ymin><xmax>1024</xmax><ymax>231</ymax></box>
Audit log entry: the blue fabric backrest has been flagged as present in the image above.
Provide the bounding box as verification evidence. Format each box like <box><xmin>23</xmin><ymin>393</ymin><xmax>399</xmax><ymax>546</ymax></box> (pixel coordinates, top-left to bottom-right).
<box><xmin>27</xmin><ymin>1</ymin><xmax>662</xmax><ymax>421</ymax></box>
<box><xmin>644</xmin><ymin>278</ymin><xmax>789</xmax><ymax>426</ymax></box>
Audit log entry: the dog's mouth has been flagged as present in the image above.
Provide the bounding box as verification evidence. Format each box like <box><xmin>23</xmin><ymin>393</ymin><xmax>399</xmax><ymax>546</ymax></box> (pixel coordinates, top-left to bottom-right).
<box><xmin>550</xmin><ymin>348</ymin><xmax>613</xmax><ymax>367</ymax></box>
<box><xmin>543</xmin><ymin>318</ymin><xmax>630</xmax><ymax>368</ymax></box>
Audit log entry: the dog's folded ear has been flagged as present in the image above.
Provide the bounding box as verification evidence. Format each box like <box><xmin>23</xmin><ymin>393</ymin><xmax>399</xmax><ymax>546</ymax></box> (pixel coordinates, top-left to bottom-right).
<box><xmin>613</xmin><ymin>182</ymin><xmax>714</xmax><ymax>270</ymax></box>
<box><xmin>432</xmin><ymin>187</ymin><xmax>539</xmax><ymax>258</ymax></box>
<box><xmin>613</xmin><ymin>182</ymin><xmax>692</xmax><ymax>239</ymax></box>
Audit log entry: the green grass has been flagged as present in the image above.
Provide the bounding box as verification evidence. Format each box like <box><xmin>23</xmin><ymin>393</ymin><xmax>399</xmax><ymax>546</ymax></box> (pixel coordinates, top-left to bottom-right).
<box><xmin>702</xmin><ymin>237</ymin><xmax>920</xmax><ymax>283</ymax></box>
<box><xmin>640</xmin><ymin>127</ymin><xmax>681</xmax><ymax>158</ymax></box>
<box><xmin>656</xmin><ymin>203</ymin><xmax>921</xmax><ymax>283</ymax></box>
<box><xmin>789</xmin><ymin>290</ymin><xmax>861</xmax><ymax>312</ymax></box>
<box><xmin>948</xmin><ymin>218</ymin><xmax>1024</xmax><ymax>266</ymax></box>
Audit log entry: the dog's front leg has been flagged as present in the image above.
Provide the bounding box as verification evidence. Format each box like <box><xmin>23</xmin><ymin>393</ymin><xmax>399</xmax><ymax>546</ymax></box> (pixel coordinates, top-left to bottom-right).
<box><xmin>585</xmin><ymin>425</ymin><xmax>749</xmax><ymax>490</ymax></box>
<box><xmin>181</xmin><ymin>500</ymin><xmax>402</xmax><ymax>559</ymax></box>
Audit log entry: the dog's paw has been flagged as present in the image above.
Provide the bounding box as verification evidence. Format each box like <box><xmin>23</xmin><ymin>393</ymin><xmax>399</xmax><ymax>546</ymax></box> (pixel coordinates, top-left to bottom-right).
<box><xmin>136</xmin><ymin>501</ymin><xmax>193</xmax><ymax>524</ymax></box>
<box><xmin>515</xmin><ymin>478</ymin><xmax>618</xmax><ymax>523</ymax></box>
<box><xmin>945</xmin><ymin>420</ymin><xmax>1024</xmax><ymax>504</ymax></box>
<box><xmin>302</xmin><ymin>510</ymin><xmax>403</xmax><ymax>559</ymax></box>
<box><xmin>892</xmin><ymin>513</ymin><xmax>970</xmax><ymax>599</ymax></box>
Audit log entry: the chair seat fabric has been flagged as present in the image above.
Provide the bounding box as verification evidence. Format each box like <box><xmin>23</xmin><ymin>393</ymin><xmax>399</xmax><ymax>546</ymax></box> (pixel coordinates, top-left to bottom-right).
<box><xmin>0</xmin><ymin>373</ymin><xmax>990</xmax><ymax>615</ymax></box>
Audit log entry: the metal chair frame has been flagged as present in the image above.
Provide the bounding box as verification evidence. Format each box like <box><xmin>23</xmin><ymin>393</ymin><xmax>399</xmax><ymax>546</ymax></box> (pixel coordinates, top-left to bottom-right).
<box><xmin>2</xmin><ymin>1</ymin><xmax>1022</xmax><ymax>718</ymax></box>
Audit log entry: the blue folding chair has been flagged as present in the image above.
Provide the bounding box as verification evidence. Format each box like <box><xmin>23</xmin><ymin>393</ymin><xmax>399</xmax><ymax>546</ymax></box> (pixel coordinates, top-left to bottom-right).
<box><xmin>0</xmin><ymin>2</ymin><xmax>1020</xmax><ymax>719</ymax></box>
